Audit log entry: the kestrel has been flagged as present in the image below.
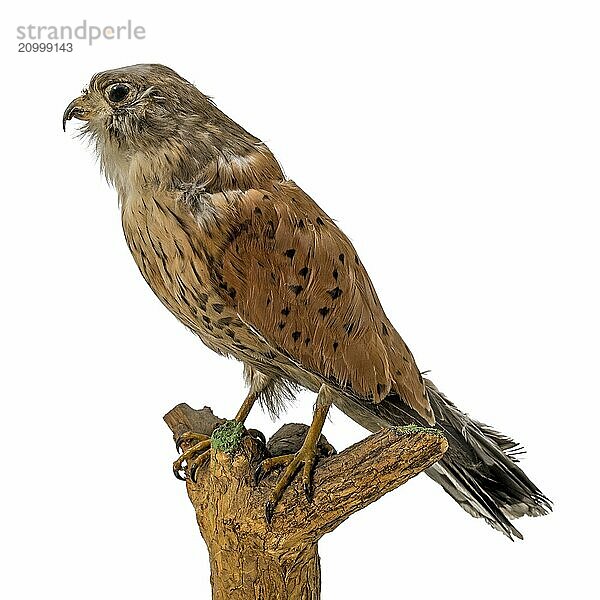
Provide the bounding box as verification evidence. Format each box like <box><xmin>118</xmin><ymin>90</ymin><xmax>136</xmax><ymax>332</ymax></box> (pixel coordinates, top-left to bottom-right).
<box><xmin>64</xmin><ymin>64</ymin><xmax>551</xmax><ymax>536</ymax></box>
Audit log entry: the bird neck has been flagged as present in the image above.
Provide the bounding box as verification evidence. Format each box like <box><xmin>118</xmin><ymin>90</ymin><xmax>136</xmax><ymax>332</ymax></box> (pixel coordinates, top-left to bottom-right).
<box><xmin>101</xmin><ymin>133</ymin><xmax>284</xmax><ymax>202</ymax></box>
<box><xmin>197</xmin><ymin>144</ymin><xmax>285</xmax><ymax>193</ymax></box>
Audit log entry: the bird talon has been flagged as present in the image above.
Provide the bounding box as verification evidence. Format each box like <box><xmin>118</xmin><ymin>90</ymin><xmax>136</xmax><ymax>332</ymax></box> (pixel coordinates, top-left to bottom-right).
<box><xmin>256</xmin><ymin>447</ymin><xmax>320</xmax><ymax>522</ymax></box>
<box><xmin>175</xmin><ymin>432</ymin><xmax>209</xmax><ymax>454</ymax></box>
<box><xmin>303</xmin><ymin>480</ymin><xmax>313</xmax><ymax>502</ymax></box>
<box><xmin>173</xmin><ymin>464</ymin><xmax>187</xmax><ymax>481</ymax></box>
<box><xmin>302</xmin><ymin>454</ymin><xmax>317</xmax><ymax>501</ymax></box>
<box><xmin>253</xmin><ymin>455</ymin><xmax>290</xmax><ymax>484</ymax></box>
<box><xmin>188</xmin><ymin>450</ymin><xmax>210</xmax><ymax>482</ymax></box>
<box><xmin>172</xmin><ymin>437</ymin><xmax>211</xmax><ymax>481</ymax></box>
<box><xmin>253</xmin><ymin>464</ymin><xmax>265</xmax><ymax>486</ymax></box>
<box><xmin>265</xmin><ymin>500</ymin><xmax>275</xmax><ymax>524</ymax></box>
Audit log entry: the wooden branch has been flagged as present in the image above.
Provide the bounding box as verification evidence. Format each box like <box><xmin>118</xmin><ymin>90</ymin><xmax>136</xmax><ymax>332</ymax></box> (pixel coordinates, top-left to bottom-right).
<box><xmin>286</xmin><ymin>426</ymin><xmax>448</xmax><ymax>540</ymax></box>
<box><xmin>164</xmin><ymin>403</ymin><xmax>447</xmax><ymax>600</ymax></box>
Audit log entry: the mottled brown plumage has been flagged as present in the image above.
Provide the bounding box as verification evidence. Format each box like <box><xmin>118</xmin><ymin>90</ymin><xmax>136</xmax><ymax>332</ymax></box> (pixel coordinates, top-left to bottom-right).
<box><xmin>221</xmin><ymin>184</ymin><xmax>432</xmax><ymax>416</ymax></box>
<box><xmin>64</xmin><ymin>64</ymin><xmax>551</xmax><ymax>536</ymax></box>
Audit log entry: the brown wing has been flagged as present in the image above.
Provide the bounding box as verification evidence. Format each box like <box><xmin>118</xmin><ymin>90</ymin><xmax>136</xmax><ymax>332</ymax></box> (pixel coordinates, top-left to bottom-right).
<box><xmin>219</xmin><ymin>181</ymin><xmax>434</xmax><ymax>423</ymax></box>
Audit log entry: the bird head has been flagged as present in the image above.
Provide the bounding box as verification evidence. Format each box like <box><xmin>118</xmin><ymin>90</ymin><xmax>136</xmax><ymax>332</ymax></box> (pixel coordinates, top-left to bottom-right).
<box><xmin>63</xmin><ymin>64</ymin><xmax>282</xmax><ymax>194</ymax></box>
<box><xmin>62</xmin><ymin>64</ymin><xmax>205</xmax><ymax>144</ymax></box>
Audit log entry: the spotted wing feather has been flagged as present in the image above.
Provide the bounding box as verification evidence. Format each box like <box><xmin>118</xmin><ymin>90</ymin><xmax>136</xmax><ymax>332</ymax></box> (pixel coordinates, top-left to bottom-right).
<box><xmin>219</xmin><ymin>182</ymin><xmax>434</xmax><ymax>423</ymax></box>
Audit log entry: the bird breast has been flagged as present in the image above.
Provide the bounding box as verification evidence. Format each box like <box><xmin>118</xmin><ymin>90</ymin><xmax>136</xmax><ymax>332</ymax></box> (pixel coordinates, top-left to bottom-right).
<box><xmin>119</xmin><ymin>189</ymin><xmax>321</xmax><ymax>390</ymax></box>
<box><xmin>121</xmin><ymin>190</ymin><xmax>231</xmax><ymax>349</ymax></box>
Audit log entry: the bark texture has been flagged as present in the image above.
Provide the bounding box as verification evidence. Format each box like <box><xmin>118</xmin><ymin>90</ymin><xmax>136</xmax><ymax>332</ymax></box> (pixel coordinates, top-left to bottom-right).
<box><xmin>164</xmin><ymin>403</ymin><xmax>448</xmax><ymax>599</ymax></box>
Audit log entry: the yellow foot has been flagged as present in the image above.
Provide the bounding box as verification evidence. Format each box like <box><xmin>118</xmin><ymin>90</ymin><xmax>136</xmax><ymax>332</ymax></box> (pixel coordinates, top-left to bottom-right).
<box><xmin>172</xmin><ymin>432</ymin><xmax>211</xmax><ymax>481</ymax></box>
<box><xmin>255</xmin><ymin>446</ymin><xmax>320</xmax><ymax>523</ymax></box>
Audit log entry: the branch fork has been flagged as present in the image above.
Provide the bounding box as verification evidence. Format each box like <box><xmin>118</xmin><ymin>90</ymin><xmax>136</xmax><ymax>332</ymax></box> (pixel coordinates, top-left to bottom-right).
<box><xmin>164</xmin><ymin>403</ymin><xmax>447</xmax><ymax>600</ymax></box>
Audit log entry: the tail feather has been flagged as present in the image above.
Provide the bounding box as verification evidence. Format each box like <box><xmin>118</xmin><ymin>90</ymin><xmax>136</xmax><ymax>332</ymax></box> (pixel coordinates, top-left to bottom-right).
<box><xmin>424</xmin><ymin>379</ymin><xmax>552</xmax><ymax>529</ymax></box>
<box><xmin>336</xmin><ymin>378</ymin><xmax>552</xmax><ymax>539</ymax></box>
<box><xmin>427</xmin><ymin>461</ymin><xmax>525</xmax><ymax>539</ymax></box>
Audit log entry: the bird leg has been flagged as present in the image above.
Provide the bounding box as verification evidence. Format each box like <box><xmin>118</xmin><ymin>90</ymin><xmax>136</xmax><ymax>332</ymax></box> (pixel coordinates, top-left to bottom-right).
<box><xmin>172</xmin><ymin>371</ymin><xmax>271</xmax><ymax>481</ymax></box>
<box><xmin>256</xmin><ymin>385</ymin><xmax>333</xmax><ymax>523</ymax></box>
<box><xmin>233</xmin><ymin>386</ymin><xmax>259</xmax><ymax>423</ymax></box>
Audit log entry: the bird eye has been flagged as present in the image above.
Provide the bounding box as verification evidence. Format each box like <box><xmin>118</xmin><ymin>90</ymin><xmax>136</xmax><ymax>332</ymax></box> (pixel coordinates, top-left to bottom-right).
<box><xmin>107</xmin><ymin>83</ymin><xmax>131</xmax><ymax>103</ymax></box>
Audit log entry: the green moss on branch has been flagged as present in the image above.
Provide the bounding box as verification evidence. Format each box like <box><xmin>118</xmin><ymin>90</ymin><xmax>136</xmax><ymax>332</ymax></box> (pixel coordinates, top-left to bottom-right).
<box><xmin>211</xmin><ymin>420</ymin><xmax>245</xmax><ymax>454</ymax></box>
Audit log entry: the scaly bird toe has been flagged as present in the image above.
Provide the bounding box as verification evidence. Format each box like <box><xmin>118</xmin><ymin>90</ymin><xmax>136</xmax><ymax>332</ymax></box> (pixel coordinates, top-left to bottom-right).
<box><xmin>175</xmin><ymin>431</ymin><xmax>210</xmax><ymax>453</ymax></box>
<box><xmin>187</xmin><ymin>449</ymin><xmax>211</xmax><ymax>482</ymax></box>
<box><xmin>254</xmin><ymin>454</ymin><xmax>294</xmax><ymax>486</ymax></box>
<box><xmin>256</xmin><ymin>446</ymin><xmax>320</xmax><ymax>523</ymax></box>
<box><xmin>172</xmin><ymin>436</ymin><xmax>211</xmax><ymax>481</ymax></box>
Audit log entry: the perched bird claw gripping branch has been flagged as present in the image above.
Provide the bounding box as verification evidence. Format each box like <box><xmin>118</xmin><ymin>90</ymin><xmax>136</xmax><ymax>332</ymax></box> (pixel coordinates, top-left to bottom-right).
<box><xmin>64</xmin><ymin>64</ymin><xmax>552</xmax><ymax>538</ymax></box>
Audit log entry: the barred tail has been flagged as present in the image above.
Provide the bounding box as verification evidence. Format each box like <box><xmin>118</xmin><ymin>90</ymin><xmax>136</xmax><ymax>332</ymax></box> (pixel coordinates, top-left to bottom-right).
<box><xmin>336</xmin><ymin>378</ymin><xmax>553</xmax><ymax>539</ymax></box>
<box><xmin>424</xmin><ymin>379</ymin><xmax>552</xmax><ymax>538</ymax></box>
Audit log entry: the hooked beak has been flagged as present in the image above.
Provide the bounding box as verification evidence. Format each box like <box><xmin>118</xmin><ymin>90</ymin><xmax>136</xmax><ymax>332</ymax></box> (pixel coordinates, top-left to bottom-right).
<box><xmin>63</xmin><ymin>96</ymin><xmax>89</xmax><ymax>131</ymax></box>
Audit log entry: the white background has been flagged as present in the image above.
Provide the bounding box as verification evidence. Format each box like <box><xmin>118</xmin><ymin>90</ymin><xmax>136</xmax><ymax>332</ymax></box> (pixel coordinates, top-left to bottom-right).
<box><xmin>2</xmin><ymin>1</ymin><xmax>599</xmax><ymax>598</ymax></box>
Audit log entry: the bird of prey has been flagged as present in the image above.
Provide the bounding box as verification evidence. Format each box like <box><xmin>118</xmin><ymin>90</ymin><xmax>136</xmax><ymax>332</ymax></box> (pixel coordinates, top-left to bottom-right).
<box><xmin>64</xmin><ymin>64</ymin><xmax>551</xmax><ymax>536</ymax></box>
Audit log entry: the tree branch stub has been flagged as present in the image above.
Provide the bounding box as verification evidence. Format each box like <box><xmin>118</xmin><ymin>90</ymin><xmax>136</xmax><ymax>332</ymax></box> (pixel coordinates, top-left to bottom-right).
<box><xmin>163</xmin><ymin>403</ymin><xmax>447</xmax><ymax>599</ymax></box>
